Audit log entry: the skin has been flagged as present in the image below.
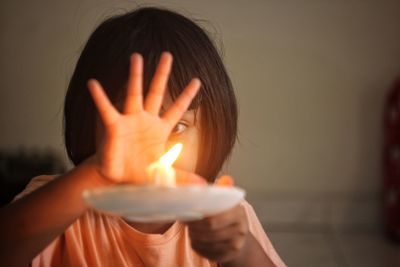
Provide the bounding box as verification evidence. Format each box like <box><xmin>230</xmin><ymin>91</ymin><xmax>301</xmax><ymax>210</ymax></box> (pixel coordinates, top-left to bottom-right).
<box><xmin>0</xmin><ymin>52</ymin><xmax>275</xmax><ymax>266</ymax></box>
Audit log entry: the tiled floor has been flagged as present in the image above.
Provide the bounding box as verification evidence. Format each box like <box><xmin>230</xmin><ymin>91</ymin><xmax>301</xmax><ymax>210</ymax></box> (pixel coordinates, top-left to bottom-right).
<box><xmin>248</xmin><ymin>191</ymin><xmax>400</xmax><ymax>266</ymax></box>
<box><xmin>266</xmin><ymin>227</ymin><xmax>400</xmax><ymax>267</ymax></box>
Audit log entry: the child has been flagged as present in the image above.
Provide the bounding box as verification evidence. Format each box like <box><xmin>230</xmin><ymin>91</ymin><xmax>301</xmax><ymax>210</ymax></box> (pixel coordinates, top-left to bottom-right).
<box><xmin>0</xmin><ymin>7</ymin><xmax>286</xmax><ymax>267</ymax></box>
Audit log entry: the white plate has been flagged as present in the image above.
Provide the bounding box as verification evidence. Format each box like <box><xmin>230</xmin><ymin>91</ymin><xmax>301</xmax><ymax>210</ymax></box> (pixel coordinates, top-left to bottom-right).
<box><xmin>82</xmin><ymin>185</ymin><xmax>245</xmax><ymax>222</ymax></box>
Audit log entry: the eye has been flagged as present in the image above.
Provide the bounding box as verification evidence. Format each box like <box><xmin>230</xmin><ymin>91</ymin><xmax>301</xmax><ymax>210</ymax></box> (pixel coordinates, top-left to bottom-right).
<box><xmin>171</xmin><ymin>122</ymin><xmax>188</xmax><ymax>135</ymax></box>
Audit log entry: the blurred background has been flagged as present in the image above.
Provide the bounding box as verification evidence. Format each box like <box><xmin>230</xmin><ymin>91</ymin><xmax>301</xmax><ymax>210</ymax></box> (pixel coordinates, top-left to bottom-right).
<box><xmin>1</xmin><ymin>0</ymin><xmax>400</xmax><ymax>266</ymax></box>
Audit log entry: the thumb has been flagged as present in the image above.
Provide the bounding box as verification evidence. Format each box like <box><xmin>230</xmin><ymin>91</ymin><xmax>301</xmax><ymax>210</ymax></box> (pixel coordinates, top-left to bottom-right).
<box><xmin>214</xmin><ymin>175</ymin><xmax>235</xmax><ymax>187</ymax></box>
<box><xmin>174</xmin><ymin>169</ymin><xmax>207</xmax><ymax>185</ymax></box>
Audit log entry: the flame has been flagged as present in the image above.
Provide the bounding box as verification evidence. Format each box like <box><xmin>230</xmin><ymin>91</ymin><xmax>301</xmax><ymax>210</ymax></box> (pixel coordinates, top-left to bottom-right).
<box><xmin>159</xmin><ymin>143</ymin><xmax>183</xmax><ymax>166</ymax></box>
<box><xmin>146</xmin><ymin>143</ymin><xmax>183</xmax><ymax>186</ymax></box>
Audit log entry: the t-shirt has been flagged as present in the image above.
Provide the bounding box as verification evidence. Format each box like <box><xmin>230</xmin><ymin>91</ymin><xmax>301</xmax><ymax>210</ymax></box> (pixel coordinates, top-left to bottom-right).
<box><xmin>15</xmin><ymin>175</ymin><xmax>286</xmax><ymax>267</ymax></box>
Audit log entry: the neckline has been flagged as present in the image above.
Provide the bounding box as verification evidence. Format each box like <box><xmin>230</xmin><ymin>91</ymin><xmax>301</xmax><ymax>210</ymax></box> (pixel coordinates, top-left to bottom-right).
<box><xmin>116</xmin><ymin>218</ymin><xmax>184</xmax><ymax>245</ymax></box>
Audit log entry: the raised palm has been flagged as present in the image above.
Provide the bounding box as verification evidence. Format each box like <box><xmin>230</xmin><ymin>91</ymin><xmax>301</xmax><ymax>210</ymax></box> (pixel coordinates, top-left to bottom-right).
<box><xmin>88</xmin><ymin>52</ymin><xmax>200</xmax><ymax>184</ymax></box>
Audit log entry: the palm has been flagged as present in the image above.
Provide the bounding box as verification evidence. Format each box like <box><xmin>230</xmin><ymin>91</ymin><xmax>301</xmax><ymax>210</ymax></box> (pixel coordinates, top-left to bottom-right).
<box><xmin>88</xmin><ymin>52</ymin><xmax>200</xmax><ymax>184</ymax></box>
<box><xmin>99</xmin><ymin>114</ymin><xmax>168</xmax><ymax>183</ymax></box>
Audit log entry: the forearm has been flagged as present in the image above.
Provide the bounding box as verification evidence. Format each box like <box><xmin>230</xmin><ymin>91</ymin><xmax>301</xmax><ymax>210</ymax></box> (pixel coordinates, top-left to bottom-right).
<box><xmin>0</xmin><ymin>157</ymin><xmax>110</xmax><ymax>266</ymax></box>
<box><xmin>221</xmin><ymin>233</ymin><xmax>276</xmax><ymax>267</ymax></box>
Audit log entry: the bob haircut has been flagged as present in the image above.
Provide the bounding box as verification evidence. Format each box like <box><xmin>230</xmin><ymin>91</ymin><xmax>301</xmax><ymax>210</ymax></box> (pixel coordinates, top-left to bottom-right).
<box><xmin>64</xmin><ymin>7</ymin><xmax>237</xmax><ymax>181</ymax></box>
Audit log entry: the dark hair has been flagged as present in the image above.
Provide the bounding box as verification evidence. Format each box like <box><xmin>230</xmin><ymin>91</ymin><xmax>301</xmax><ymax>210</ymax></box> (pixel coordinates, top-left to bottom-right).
<box><xmin>64</xmin><ymin>7</ymin><xmax>237</xmax><ymax>181</ymax></box>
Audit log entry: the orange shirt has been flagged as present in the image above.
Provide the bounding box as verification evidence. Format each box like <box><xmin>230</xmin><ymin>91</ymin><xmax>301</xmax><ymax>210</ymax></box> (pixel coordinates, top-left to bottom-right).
<box><xmin>15</xmin><ymin>175</ymin><xmax>286</xmax><ymax>267</ymax></box>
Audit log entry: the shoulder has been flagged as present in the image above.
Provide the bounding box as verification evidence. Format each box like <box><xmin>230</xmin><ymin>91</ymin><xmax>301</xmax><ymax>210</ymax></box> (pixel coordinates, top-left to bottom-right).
<box><xmin>12</xmin><ymin>174</ymin><xmax>58</xmax><ymax>201</ymax></box>
<box><xmin>238</xmin><ymin>200</ymin><xmax>266</xmax><ymax>240</ymax></box>
<box><xmin>239</xmin><ymin>199</ymin><xmax>287</xmax><ymax>267</ymax></box>
<box><xmin>239</xmin><ymin>199</ymin><xmax>259</xmax><ymax>223</ymax></box>
<box><xmin>27</xmin><ymin>174</ymin><xmax>57</xmax><ymax>186</ymax></box>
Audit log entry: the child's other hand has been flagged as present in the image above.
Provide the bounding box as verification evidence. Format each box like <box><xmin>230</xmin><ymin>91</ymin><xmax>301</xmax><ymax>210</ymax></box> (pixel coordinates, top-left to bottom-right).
<box><xmin>87</xmin><ymin>52</ymin><xmax>200</xmax><ymax>184</ymax></box>
<box><xmin>187</xmin><ymin>176</ymin><xmax>249</xmax><ymax>263</ymax></box>
<box><xmin>174</xmin><ymin>169</ymin><xmax>207</xmax><ymax>185</ymax></box>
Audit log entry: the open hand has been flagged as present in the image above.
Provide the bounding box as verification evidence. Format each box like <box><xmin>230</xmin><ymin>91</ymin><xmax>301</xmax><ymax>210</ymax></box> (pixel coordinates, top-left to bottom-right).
<box><xmin>87</xmin><ymin>52</ymin><xmax>201</xmax><ymax>184</ymax></box>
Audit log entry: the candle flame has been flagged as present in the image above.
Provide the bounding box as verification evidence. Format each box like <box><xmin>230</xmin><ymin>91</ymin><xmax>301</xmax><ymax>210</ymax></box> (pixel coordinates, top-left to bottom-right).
<box><xmin>146</xmin><ymin>143</ymin><xmax>183</xmax><ymax>186</ymax></box>
<box><xmin>159</xmin><ymin>143</ymin><xmax>183</xmax><ymax>166</ymax></box>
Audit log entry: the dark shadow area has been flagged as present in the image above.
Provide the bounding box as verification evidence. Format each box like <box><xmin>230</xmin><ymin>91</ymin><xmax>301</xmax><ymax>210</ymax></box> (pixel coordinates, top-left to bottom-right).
<box><xmin>0</xmin><ymin>149</ymin><xmax>65</xmax><ymax>206</ymax></box>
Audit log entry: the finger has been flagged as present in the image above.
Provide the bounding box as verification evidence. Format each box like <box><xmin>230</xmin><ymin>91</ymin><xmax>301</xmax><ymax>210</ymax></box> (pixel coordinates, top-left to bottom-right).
<box><xmin>192</xmin><ymin>239</ymin><xmax>230</xmax><ymax>255</ymax></box>
<box><xmin>192</xmin><ymin>239</ymin><xmax>241</xmax><ymax>254</ymax></box>
<box><xmin>187</xmin><ymin>204</ymin><xmax>244</xmax><ymax>231</ymax></box>
<box><xmin>215</xmin><ymin>175</ymin><xmax>235</xmax><ymax>187</ymax></box>
<box><xmin>88</xmin><ymin>79</ymin><xmax>120</xmax><ymax>126</ymax></box>
<box><xmin>124</xmin><ymin>53</ymin><xmax>143</xmax><ymax>114</ymax></box>
<box><xmin>191</xmin><ymin>239</ymin><xmax>240</xmax><ymax>263</ymax></box>
<box><xmin>175</xmin><ymin>169</ymin><xmax>207</xmax><ymax>185</ymax></box>
<box><xmin>162</xmin><ymin>78</ymin><xmax>201</xmax><ymax>127</ymax></box>
<box><xmin>189</xmin><ymin>222</ymin><xmax>245</xmax><ymax>243</ymax></box>
<box><xmin>144</xmin><ymin>52</ymin><xmax>173</xmax><ymax>114</ymax></box>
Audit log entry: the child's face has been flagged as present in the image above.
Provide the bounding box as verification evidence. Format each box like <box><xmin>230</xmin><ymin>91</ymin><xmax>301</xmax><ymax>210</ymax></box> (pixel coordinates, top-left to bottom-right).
<box><xmin>162</xmin><ymin>94</ymin><xmax>200</xmax><ymax>174</ymax></box>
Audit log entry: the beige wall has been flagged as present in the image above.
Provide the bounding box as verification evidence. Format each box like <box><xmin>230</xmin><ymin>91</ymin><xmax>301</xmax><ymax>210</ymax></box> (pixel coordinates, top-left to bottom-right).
<box><xmin>1</xmin><ymin>0</ymin><xmax>400</xmax><ymax>201</ymax></box>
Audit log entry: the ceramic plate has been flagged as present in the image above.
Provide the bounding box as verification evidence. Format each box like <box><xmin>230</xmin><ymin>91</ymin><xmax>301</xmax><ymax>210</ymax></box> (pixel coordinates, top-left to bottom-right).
<box><xmin>82</xmin><ymin>185</ymin><xmax>245</xmax><ymax>222</ymax></box>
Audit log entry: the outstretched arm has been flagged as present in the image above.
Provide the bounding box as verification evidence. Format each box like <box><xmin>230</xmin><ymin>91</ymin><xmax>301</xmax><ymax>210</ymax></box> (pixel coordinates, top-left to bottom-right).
<box><xmin>0</xmin><ymin>159</ymin><xmax>109</xmax><ymax>266</ymax></box>
<box><xmin>0</xmin><ymin>52</ymin><xmax>202</xmax><ymax>266</ymax></box>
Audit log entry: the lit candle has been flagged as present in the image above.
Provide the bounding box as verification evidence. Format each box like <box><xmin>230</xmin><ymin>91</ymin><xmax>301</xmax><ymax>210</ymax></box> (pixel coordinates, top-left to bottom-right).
<box><xmin>146</xmin><ymin>143</ymin><xmax>183</xmax><ymax>187</ymax></box>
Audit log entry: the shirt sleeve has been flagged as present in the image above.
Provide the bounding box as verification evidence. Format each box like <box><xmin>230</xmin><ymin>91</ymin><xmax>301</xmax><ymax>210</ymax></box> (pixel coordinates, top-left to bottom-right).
<box><xmin>240</xmin><ymin>200</ymin><xmax>286</xmax><ymax>267</ymax></box>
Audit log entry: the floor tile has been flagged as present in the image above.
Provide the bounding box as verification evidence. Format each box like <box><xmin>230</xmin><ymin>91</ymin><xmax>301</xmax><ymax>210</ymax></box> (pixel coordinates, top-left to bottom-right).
<box><xmin>335</xmin><ymin>232</ymin><xmax>400</xmax><ymax>267</ymax></box>
<box><xmin>267</xmin><ymin>231</ymin><xmax>341</xmax><ymax>267</ymax></box>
